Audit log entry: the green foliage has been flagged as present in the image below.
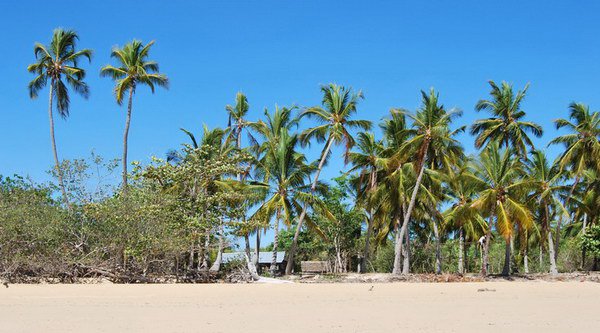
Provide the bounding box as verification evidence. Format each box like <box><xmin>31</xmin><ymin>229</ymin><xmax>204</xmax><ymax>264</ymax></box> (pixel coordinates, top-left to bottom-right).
<box><xmin>581</xmin><ymin>225</ymin><xmax>600</xmax><ymax>258</ymax></box>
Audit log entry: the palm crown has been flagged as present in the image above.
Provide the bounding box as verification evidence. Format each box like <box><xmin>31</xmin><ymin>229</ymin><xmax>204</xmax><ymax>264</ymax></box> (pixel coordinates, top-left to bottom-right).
<box><xmin>471</xmin><ymin>81</ymin><xmax>542</xmax><ymax>156</ymax></box>
<box><xmin>28</xmin><ymin>28</ymin><xmax>92</xmax><ymax>117</ymax></box>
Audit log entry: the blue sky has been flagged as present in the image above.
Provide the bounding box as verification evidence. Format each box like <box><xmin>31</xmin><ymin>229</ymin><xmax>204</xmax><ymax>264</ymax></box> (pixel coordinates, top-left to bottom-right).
<box><xmin>1</xmin><ymin>0</ymin><xmax>599</xmax><ymax>187</ymax></box>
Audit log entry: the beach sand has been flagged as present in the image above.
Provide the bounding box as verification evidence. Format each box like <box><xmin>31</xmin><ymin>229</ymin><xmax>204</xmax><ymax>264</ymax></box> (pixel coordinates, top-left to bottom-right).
<box><xmin>1</xmin><ymin>281</ymin><xmax>598</xmax><ymax>332</ymax></box>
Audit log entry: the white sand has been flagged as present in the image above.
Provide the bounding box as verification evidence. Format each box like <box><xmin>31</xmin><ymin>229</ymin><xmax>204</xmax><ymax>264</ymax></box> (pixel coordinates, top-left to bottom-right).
<box><xmin>1</xmin><ymin>282</ymin><xmax>598</xmax><ymax>332</ymax></box>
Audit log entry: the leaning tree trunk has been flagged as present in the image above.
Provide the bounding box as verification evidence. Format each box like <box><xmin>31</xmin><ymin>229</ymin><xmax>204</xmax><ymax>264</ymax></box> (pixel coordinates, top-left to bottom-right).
<box><xmin>458</xmin><ymin>227</ymin><xmax>464</xmax><ymax>274</ymax></box>
<box><xmin>270</xmin><ymin>211</ymin><xmax>281</xmax><ymax>275</ymax></box>
<box><xmin>209</xmin><ymin>220</ymin><xmax>225</xmax><ymax>272</ymax></box>
<box><xmin>122</xmin><ymin>87</ymin><xmax>134</xmax><ymax>194</ymax></box>
<box><xmin>285</xmin><ymin>137</ymin><xmax>334</xmax><ymax>275</ymax></box>
<box><xmin>393</xmin><ymin>143</ymin><xmax>429</xmax><ymax>275</ymax></box>
<box><xmin>244</xmin><ymin>233</ymin><xmax>260</xmax><ymax>280</ymax></box>
<box><xmin>47</xmin><ymin>82</ymin><xmax>70</xmax><ymax>209</ymax></box>
<box><xmin>502</xmin><ymin>237</ymin><xmax>511</xmax><ymax>276</ymax></box>
<box><xmin>433</xmin><ymin>219</ymin><xmax>442</xmax><ymax>275</ymax></box>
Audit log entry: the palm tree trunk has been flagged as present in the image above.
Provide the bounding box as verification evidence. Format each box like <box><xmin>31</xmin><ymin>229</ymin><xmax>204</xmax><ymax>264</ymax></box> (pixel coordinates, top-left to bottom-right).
<box><xmin>555</xmin><ymin>177</ymin><xmax>579</xmax><ymax>260</ymax></box>
<box><xmin>402</xmin><ymin>224</ymin><xmax>411</xmax><ymax>274</ymax></box>
<box><xmin>254</xmin><ymin>229</ymin><xmax>261</xmax><ymax>273</ymax></box>
<box><xmin>545</xmin><ymin>202</ymin><xmax>558</xmax><ymax>275</ymax></box>
<box><xmin>502</xmin><ymin>238</ymin><xmax>511</xmax><ymax>276</ymax></box>
<box><xmin>393</xmin><ymin>143</ymin><xmax>429</xmax><ymax>275</ymax></box>
<box><xmin>433</xmin><ymin>219</ymin><xmax>442</xmax><ymax>275</ymax></box>
<box><xmin>48</xmin><ymin>82</ymin><xmax>70</xmax><ymax>209</ymax></box>
<box><xmin>270</xmin><ymin>210</ymin><xmax>281</xmax><ymax>275</ymax></box>
<box><xmin>209</xmin><ymin>220</ymin><xmax>225</xmax><ymax>272</ymax></box>
<box><xmin>122</xmin><ymin>87</ymin><xmax>134</xmax><ymax>194</ymax></box>
<box><xmin>523</xmin><ymin>233</ymin><xmax>529</xmax><ymax>274</ymax></box>
<box><xmin>285</xmin><ymin>137</ymin><xmax>334</xmax><ymax>275</ymax></box>
<box><xmin>482</xmin><ymin>208</ymin><xmax>495</xmax><ymax>276</ymax></box>
<box><xmin>244</xmin><ymin>233</ymin><xmax>260</xmax><ymax>280</ymax></box>
<box><xmin>392</xmin><ymin>215</ymin><xmax>403</xmax><ymax>274</ymax></box>
<box><xmin>548</xmin><ymin>230</ymin><xmax>558</xmax><ymax>275</ymax></box>
<box><xmin>458</xmin><ymin>227</ymin><xmax>464</xmax><ymax>274</ymax></box>
<box><xmin>360</xmin><ymin>171</ymin><xmax>377</xmax><ymax>273</ymax></box>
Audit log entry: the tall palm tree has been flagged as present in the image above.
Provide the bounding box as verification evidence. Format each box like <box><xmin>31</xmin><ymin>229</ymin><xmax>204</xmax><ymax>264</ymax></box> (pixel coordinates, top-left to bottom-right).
<box><xmin>392</xmin><ymin>88</ymin><xmax>463</xmax><ymax>275</ymax></box>
<box><xmin>347</xmin><ymin>132</ymin><xmax>385</xmax><ymax>272</ymax></box>
<box><xmin>549</xmin><ymin>102</ymin><xmax>600</xmax><ymax>258</ymax></box>
<box><xmin>441</xmin><ymin>158</ymin><xmax>487</xmax><ymax>274</ymax></box>
<box><xmin>251</xmin><ymin>129</ymin><xmax>317</xmax><ymax>275</ymax></box>
<box><xmin>285</xmin><ymin>83</ymin><xmax>371</xmax><ymax>275</ymax></box>
<box><xmin>27</xmin><ymin>28</ymin><xmax>92</xmax><ymax>208</ymax></box>
<box><xmin>471</xmin><ymin>144</ymin><xmax>534</xmax><ymax>276</ymax></box>
<box><xmin>471</xmin><ymin>81</ymin><xmax>542</xmax><ymax>157</ymax></box>
<box><xmin>525</xmin><ymin>150</ymin><xmax>566</xmax><ymax>274</ymax></box>
<box><xmin>100</xmin><ymin>40</ymin><xmax>168</xmax><ymax>193</ymax></box>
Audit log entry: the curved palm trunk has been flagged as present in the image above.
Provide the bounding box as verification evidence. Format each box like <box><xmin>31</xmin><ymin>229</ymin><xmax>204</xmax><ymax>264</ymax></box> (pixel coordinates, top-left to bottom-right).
<box><xmin>48</xmin><ymin>82</ymin><xmax>70</xmax><ymax>209</ymax></box>
<box><xmin>285</xmin><ymin>137</ymin><xmax>334</xmax><ymax>275</ymax></box>
<box><xmin>555</xmin><ymin>177</ymin><xmax>579</xmax><ymax>260</ymax></box>
<box><xmin>121</xmin><ymin>87</ymin><xmax>134</xmax><ymax>194</ymax></box>
<box><xmin>393</xmin><ymin>142</ymin><xmax>429</xmax><ymax>275</ymax></box>
<box><xmin>270</xmin><ymin>211</ymin><xmax>281</xmax><ymax>276</ymax></box>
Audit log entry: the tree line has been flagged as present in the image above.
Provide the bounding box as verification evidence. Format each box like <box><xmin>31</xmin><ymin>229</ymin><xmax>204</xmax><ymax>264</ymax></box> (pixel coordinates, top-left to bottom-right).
<box><xmin>2</xmin><ymin>28</ymin><xmax>599</xmax><ymax>282</ymax></box>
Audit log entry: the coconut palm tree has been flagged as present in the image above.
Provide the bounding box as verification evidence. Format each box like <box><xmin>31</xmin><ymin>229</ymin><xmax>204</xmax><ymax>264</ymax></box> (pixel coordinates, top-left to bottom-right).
<box><xmin>525</xmin><ymin>150</ymin><xmax>567</xmax><ymax>274</ymax></box>
<box><xmin>347</xmin><ymin>132</ymin><xmax>385</xmax><ymax>272</ymax></box>
<box><xmin>471</xmin><ymin>144</ymin><xmax>534</xmax><ymax>276</ymax></box>
<box><xmin>100</xmin><ymin>40</ymin><xmax>169</xmax><ymax>193</ymax></box>
<box><xmin>27</xmin><ymin>28</ymin><xmax>93</xmax><ymax>208</ymax></box>
<box><xmin>251</xmin><ymin>129</ymin><xmax>317</xmax><ymax>275</ymax></box>
<box><xmin>471</xmin><ymin>81</ymin><xmax>542</xmax><ymax>157</ymax></box>
<box><xmin>549</xmin><ymin>102</ymin><xmax>600</xmax><ymax>258</ymax></box>
<box><xmin>441</xmin><ymin>158</ymin><xmax>487</xmax><ymax>274</ymax></box>
<box><xmin>285</xmin><ymin>83</ymin><xmax>371</xmax><ymax>275</ymax></box>
<box><xmin>392</xmin><ymin>88</ymin><xmax>463</xmax><ymax>275</ymax></box>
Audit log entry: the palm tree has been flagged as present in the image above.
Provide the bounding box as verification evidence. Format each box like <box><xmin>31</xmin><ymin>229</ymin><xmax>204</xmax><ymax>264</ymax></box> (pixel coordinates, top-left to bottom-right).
<box><xmin>392</xmin><ymin>88</ymin><xmax>463</xmax><ymax>275</ymax></box>
<box><xmin>549</xmin><ymin>102</ymin><xmax>600</xmax><ymax>258</ymax></box>
<box><xmin>471</xmin><ymin>81</ymin><xmax>542</xmax><ymax>157</ymax></box>
<box><xmin>27</xmin><ymin>28</ymin><xmax>92</xmax><ymax>208</ymax></box>
<box><xmin>251</xmin><ymin>129</ymin><xmax>316</xmax><ymax>275</ymax></box>
<box><xmin>347</xmin><ymin>132</ymin><xmax>385</xmax><ymax>272</ymax></box>
<box><xmin>525</xmin><ymin>150</ymin><xmax>566</xmax><ymax>274</ymax></box>
<box><xmin>441</xmin><ymin>159</ymin><xmax>487</xmax><ymax>274</ymax></box>
<box><xmin>100</xmin><ymin>40</ymin><xmax>168</xmax><ymax>193</ymax></box>
<box><xmin>471</xmin><ymin>144</ymin><xmax>534</xmax><ymax>276</ymax></box>
<box><xmin>285</xmin><ymin>83</ymin><xmax>371</xmax><ymax>275</ymax></box>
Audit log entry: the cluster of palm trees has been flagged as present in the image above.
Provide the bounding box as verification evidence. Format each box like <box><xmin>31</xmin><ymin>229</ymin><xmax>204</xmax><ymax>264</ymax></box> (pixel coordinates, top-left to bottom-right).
<box><xmin>28</xmin><ymin>29</ymin><xmax>600</xmax><ymax>276</ymax></box>
<box><xmin>28</xmin><ymin>28</ymin><xmax>168</xmax><ymax>208</ymax></box>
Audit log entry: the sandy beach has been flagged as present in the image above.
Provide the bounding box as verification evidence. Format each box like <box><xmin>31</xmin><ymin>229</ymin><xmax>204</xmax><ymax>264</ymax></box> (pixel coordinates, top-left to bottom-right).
<box><xmin>1</xmin><ymin>281</ymin><xmax>598</xmax><ymax>332</ymax></box>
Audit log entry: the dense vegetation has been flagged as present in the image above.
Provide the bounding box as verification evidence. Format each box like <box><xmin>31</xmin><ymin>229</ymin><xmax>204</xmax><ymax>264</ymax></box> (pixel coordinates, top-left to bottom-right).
<box><xmin>2</xmin><ymin>28</ymin><xmax>600</xmax><ymax>282</ymax></box>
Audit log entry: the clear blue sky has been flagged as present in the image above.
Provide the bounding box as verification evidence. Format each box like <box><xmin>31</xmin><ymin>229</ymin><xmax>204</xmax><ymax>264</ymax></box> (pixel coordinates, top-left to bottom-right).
<box><xmin>1</xmin><ymin>0</ymin><xmax>599</xmax><ymax>185</ymax></box>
